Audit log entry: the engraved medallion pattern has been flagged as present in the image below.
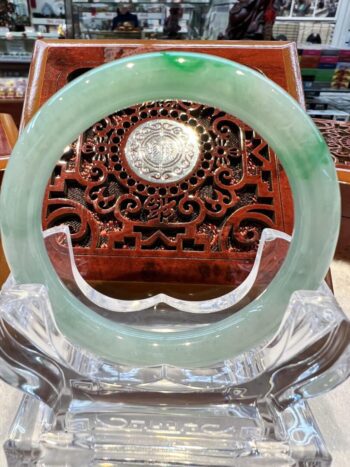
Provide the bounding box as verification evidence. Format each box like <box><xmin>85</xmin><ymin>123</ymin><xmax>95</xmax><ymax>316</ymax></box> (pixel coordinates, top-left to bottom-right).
<box><xmin>125</xmin><ymin>120</ymin><xmax>200</xmax><ymax>183</ymax></box>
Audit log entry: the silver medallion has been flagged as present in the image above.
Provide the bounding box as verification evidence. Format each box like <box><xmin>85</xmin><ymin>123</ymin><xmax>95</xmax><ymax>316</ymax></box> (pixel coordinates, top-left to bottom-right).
<box><xmin>124</xmin><ymin>119</ymin><xmax>200</xmax><ymax>184</ymax></box>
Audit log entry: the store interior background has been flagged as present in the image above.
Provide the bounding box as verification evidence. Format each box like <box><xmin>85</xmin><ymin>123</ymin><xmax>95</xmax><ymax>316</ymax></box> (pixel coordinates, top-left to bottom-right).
<box><xmin>0</xmin><ymin>5</ymin><xmax>350</xmax><ymax>465</ymax></box>
<box><xmin>0</xmin><ymin>0</ymin><xmax>349</xmax><ymax>126</ymax></box>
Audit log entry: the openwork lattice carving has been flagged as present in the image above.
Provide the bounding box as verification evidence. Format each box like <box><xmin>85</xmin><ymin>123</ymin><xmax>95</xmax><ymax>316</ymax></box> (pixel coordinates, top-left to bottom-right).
<box><xmin>314</xmin><ymin>118</ymin><xmax>350</xmax><ymax>168</ymax></box>
<box><xmin>43</xmin><ymin>100</ymin><xmax>290</xmax><ymax>284</ymax></box>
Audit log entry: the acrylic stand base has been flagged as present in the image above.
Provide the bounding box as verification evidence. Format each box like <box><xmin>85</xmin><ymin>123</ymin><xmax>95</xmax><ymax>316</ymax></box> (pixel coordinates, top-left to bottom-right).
<box><xmin>4</xmin><ymin>394</ymin><xmax>332</xmax><ymax>467</ymax></box>
<box><xmin>1</xmin><ymin>229</ymin><xmax>349</xmax><ymax>466</ymax></box>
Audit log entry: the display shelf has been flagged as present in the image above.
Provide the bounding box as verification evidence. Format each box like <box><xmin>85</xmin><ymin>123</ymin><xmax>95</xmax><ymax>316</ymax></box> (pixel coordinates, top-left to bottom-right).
<box><xmin>0</xmin><ymin>32</ymin><xmax>59</xmax><ymax>67</ymax></box>
<box><xmin>0</xmin><ymin>73</ymin><xmax>26</xmax><ymax>126</ymax></box>
<box><xmin>305</xmin><ymin>87</ymin><xmax>350</xmax><ymax>93</ymax></box>
<box><xmin>0</xmin><ymin>55</ymin><xmax>31</xmax><ymax>63</ymax></box>
<box><xmin>300</xmin><ymin>47</ymin><xmax>350</xmax><ymax>97</ymax></box>
<box><xmin>0</xmin><ymin>78</ymin><xmax>27</xmax><ymax>100</ymax></box>
<box><xmin>0</xmin><ymin>31</ymin><xmax>59</xmax><ymax>39</ymax></box>
<box><xmin>308</xmin><ymin>108</ymin><xmax>349</xmax><ymax>121</ymax></box>
<box><xmin>31</xmin><ymin>18</ymin><xmax>65</xmax><ymax>27</ymax></box>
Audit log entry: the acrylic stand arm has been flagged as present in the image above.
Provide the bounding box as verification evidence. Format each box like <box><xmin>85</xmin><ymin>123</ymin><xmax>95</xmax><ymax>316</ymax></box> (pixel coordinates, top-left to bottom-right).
<box><xmin>0</xmin><ymin>228</ymin><xmax>349</xmax><ymax>413</ymax></box>
<box><xmin>266</xmin><ymin>293</ymin><xmax>350</xmax><ymax>409</ymax></box>
<box><xmin>0</xmin><ymin>319</ymin><xmax>68</xmax><ymax>408</ymax></box>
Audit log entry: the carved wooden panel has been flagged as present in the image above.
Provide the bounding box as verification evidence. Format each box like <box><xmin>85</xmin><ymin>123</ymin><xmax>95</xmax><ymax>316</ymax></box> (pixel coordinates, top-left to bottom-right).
<box><xmin>314</xmin><ymin>118</ymin><xmax>350</xmax><ymax>257</ymax></box>
<box><xmin>314</xmin><ymin>118</ymin><xmax>350</xmax><ymax>169</ymax></box>
<box><xmin>42</xmin><ymin>99</ymin><xmax>291</xmax><ymax>284</ymax></box>
<box><xmin>23</xmin><ymin>41</ymin><xmax>300</xmax><ymax>286</ymax></box>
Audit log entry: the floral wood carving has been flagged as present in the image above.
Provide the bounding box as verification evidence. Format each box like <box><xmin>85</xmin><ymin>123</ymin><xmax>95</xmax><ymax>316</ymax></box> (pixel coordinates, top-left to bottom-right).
<box><xmin>43</xmin><ymin>100</ymin><xmax>292</xmax><ymax>285</ymax></box>
<box><xmin>314</xmin><ymin>118</ymin><xmax>350</xmax><ymax>169</ymax></box>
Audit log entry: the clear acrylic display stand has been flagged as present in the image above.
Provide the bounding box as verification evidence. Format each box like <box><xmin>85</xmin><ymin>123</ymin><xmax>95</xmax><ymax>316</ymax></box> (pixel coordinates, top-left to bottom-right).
<box><xmin>0</xmin><ymin>227</ymin><xmax>349</xmax><ymax>466</ymax></box>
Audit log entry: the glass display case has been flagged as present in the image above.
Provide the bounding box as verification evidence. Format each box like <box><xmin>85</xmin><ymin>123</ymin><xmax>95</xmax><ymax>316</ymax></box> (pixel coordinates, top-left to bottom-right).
<box><xmin>275</xmin><ymin>0</ymin><xmax>339</xmax><ymax>18</ymax></box>
<box><xmin>0</xmin><ymin>29</ymin><xmax>58</xmax><ymax>125</ymax></box>
<box><xmin>7</xmin><ymin>0</ymin><xmax>31</xmax><ymax>30</ymax></box>
<box><xmin>68</xmin><ymin>0</ymin><xmax>209</xmax><ymax>39</ymax></box>
<box><xmin>0</xmin><ymin>33</ymin><xmax>33</xmax><ymax>66</ymax></box>
<box><xmin>274</xmin><ymin>0</ymin><xmax>341</xmax><ymax>45</ymax></box>
<box><xmin>0</xmin><ymin>0</ymin><xmax>63</xmax><ymax>34</ymax></box>
<box><xmin>203</xmin><ymin>0</ymin><xmax>342</xmax><ymax>45</ymax></box>
<box><xmin>30</xmin><ymin>0</ymin><xmax>66</xmax><ymax>33</ymax></box>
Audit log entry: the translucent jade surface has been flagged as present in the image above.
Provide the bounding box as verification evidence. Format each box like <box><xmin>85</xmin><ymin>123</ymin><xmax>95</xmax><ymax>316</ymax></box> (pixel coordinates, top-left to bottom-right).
<box><xmin>0</xmin><ymin>52</ymin><xmax>340</xmax><ymax>367</ymax></box>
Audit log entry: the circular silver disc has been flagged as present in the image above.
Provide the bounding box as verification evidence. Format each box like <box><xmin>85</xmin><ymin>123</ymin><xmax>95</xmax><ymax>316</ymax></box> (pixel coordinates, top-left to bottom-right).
<box><xmin>124</xmin><ymin>119</ymin><xmax>200</xmax><ymax>184</ymax></box>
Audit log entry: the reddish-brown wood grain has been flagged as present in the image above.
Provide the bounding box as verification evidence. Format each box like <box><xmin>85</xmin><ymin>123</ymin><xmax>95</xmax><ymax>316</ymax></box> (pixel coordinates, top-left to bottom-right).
<box><xmin>0</xmin><ymin>113</ymin><xmax>17</xmax><ymax>286</ymax></box>
<box><xmin>22</xmin><ymin>40</ymin><xmax>305</xmax><ymax>129</ymax></box>
<box><xmin>0</xmin><ymin>113</ymin><xmax>17</xmax><ymax>171</ymax></box>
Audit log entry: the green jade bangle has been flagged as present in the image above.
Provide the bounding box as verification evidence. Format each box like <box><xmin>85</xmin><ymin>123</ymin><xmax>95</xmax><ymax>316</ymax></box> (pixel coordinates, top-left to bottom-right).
<box><xmin>0</xmin><ymin>52</ymin><xmax>340</xmax><ymax>368</ymax></box>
